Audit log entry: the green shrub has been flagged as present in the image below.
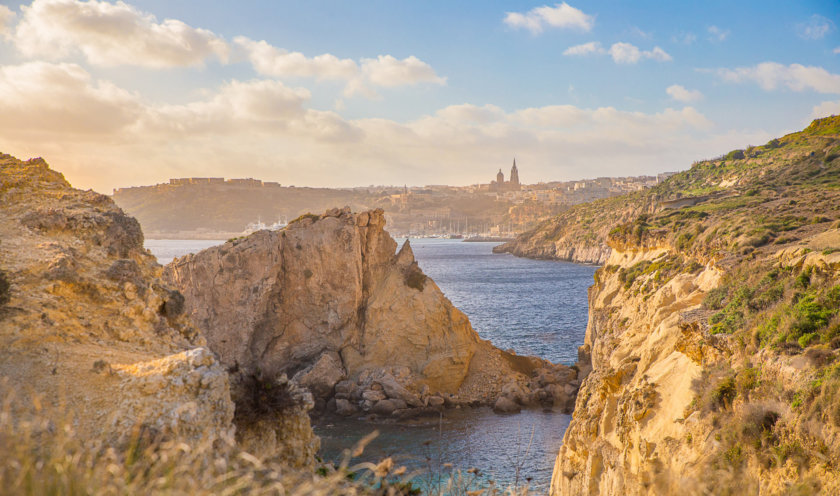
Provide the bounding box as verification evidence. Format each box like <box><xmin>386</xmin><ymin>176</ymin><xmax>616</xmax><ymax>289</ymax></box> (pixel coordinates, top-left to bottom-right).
<box><xmin>704</xmin><ymin>286</ymin><xmax>728</xmax><ymax>310</ymax></box>
<box><xmin>404</xmin><ymin>264</ymin><xmax>427</xmax><ymax>291</ymax></box>
<box><xmin>711</xmin><ymin>376</ymin><xmax>737</xmax><ymax>409</ymax></box>
<box><xmin>0</xmin><ymin>269</ymin><xmax>9</xmax><ymax>306</ymax></box>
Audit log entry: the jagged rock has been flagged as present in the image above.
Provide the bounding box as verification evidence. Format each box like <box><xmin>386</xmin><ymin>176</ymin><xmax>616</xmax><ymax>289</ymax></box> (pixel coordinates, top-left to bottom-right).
<box><xmin>164</xmin><ymin>208</ymin><xmax>563</xmax><ymax>407</ymax></box>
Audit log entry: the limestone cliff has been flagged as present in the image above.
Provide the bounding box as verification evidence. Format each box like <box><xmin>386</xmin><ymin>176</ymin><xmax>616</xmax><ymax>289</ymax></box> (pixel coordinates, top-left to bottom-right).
<box><xmin>164</xmin><ymin>207</ymin><xmax>579</xmax><ymax>415</ymax></box>
<box><xmin>493</xmin><ymin>190</ymin><xmax>654</xmax><ymax>264</ymax></box>
<box><xmin>551</xmin><ymin>117</ymin><xmax>840</xmax><ymax>494</ymax></box>
<box><xmin>0</xmin><ymin>153</ymin><xmax>237</xmax><ymax>446</ymax></box>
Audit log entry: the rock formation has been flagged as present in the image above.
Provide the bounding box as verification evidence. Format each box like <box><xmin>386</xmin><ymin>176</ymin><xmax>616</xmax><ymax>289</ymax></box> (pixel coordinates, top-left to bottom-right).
<box><xmin>0</xmin><ymin>153</ymin><xmax>320</xmax><ymax>467</ymax></box>
<box><xmin>0</xmin><ymin>153</ymin><xmax>235</xmax><ymax>446</ymax></box>
<box><xmin>164</xmin><ymin>207</ymin><xmax>580</xmax><ymax>415</ymax></box>
<box><xmin>548</xmin><ymin>118</ymin><xmax>840</xmax><ymax>494</ymax></box>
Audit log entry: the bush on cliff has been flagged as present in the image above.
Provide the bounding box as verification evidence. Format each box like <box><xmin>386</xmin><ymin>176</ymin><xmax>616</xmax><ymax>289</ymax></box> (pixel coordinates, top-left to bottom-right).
<box><xmin>0</xmin><ymin>269</ymin><xmax>9</xmax><ymax>306</ymax></box>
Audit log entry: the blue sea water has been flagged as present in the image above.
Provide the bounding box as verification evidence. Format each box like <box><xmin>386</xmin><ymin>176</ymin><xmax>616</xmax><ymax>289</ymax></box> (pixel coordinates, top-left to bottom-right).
<box><xmin>144</xmin><ymin>237</ymin><xmax>596</xmax><ymax>492</ymax></box>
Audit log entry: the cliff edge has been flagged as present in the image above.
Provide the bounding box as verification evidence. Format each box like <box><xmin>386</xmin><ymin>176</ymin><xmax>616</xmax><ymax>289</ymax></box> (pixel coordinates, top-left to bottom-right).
<box><xmin>552</xmin><ymin>117</ymin><xmax>840</xmax><ymax>494</ymax></box>
<box><xmin>0</xmin><ymin>153</ymin><xmax>234</xmax><ymax>446</ymax></box>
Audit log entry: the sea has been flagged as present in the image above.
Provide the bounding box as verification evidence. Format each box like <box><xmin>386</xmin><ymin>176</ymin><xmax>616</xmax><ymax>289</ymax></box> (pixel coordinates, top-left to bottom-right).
<box><xmin>144</xmin><ymin>237</ymin><xmax>597</xmax><ymax>493</ymax></box>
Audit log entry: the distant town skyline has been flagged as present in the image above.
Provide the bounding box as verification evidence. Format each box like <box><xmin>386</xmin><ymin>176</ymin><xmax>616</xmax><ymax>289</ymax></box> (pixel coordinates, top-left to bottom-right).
<box><xmin>0</xmin><ymin>0</ymin><xmax>838</xmax><ymax>193</ymax></box>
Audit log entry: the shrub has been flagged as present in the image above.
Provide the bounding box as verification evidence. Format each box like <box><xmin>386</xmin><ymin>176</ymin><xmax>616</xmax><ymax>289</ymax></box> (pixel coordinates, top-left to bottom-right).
<box><xmin>711</xmin><ymin>376</ymin><xmax>738</xmax><ymax>408</ymax></box>
<box><xmin>232</xmin><ymin>373</ymin><xmax>300</xmax><ymax>427</ymax></box>
<box><xmin>0</xmin><ymin>269</ymin><xmax>9</xmax><ymax>306</ymax></box>
<box><xmin>404</xmin><ymin>264</ymin><xmax>427</xmax><ymax>291</ymax></box>
<box><xmin>704</xmin><ymin>286</ymin><xmax>728</xmax><ymax>310</ymax></box>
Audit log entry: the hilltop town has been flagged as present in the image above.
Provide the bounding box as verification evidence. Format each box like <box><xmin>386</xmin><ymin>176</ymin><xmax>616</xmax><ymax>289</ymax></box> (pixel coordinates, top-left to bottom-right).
<box><xmin>112</xmin><ymin>161</ymin><xmax>675</xmax><ymax>239</ymax></box>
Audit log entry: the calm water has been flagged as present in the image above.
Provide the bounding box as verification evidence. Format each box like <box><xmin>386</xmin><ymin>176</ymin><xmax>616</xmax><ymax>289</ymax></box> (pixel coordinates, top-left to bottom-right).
<box><xmin>144</xmin><ymin>237</ymin><xmax>596</xmax><ymax>492</ymax></box>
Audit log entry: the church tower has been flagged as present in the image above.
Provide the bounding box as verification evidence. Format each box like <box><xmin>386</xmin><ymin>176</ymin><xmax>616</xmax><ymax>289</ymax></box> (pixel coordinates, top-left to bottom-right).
<box><xmin>496</xmin><ymin>169</ymin><xmax>504</xmax><ymax>184</ymax></box>
<box><xmin>510</xmin><ymin>159</ymin><xmax>520</xmax><ymax>190</ymax></box>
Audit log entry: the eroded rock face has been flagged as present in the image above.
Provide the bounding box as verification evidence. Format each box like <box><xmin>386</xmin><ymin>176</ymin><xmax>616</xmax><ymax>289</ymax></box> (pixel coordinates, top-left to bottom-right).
<box><xmin>165</xmin><ymin>207</ymin><xmax>580</xmax><ymax>412</ymax></box>
<box><xmin>0</xmin><ymin>154</ymin><xmax>233</xmax><ymax>448</ymax></box>
<box><xmin>550</xmin><ymin>247</ymin><xmax>723</xmax><ymax>495</ymax></box>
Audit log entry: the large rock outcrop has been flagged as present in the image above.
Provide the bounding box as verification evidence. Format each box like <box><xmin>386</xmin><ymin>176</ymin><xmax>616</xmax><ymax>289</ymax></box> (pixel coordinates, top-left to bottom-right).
<box><xmin>164</xmin><ymin>207</ymin><xmax>580</xmax><ymax>413</ymax></box>
<box><xmin>1</xmin><ymin>154</ymin><xmax>321</xmax><ymax>468</ymax></box>
<box><xmin>0</xmin><ymin>153</ymin><xmax>235</xmax><ymax>446</ymax></box>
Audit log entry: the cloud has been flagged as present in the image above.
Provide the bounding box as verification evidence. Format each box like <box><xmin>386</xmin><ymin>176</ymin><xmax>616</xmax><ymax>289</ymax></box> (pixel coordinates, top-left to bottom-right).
<box><xmin>797</xmin><ymin>15</ymin><xmax>834</xmax><ymax>40</ymax></box>
<box><xmin>0</xmin><ymin>5</ymin><xmax>15</xmax><ymax>36</ymax></box>
<box><xmin>811</xmin><ymin>100</ymin><xmax>840</xmax><ymax>119</ymax></box>
<box><xmin>563</xmin><ymin>41</ymin><xmax>604</xmax><ymax>56</ymax></box>
<box><xmin>667</xmin><ymin>84</ymin><xmax>703</xmax><ymax>103</ymax></box>
<box><xmin>717</xmin><ymin>62</ymin><xmax>840</xmax><ymax>94</ymax></box>
<box><xmin>835</xmin><ymin>47</ymin><xmax>840</xmax><ymax>54</ymax></box>
<box><xmin>235</xmin><ymin>37</ymin><xmax>444</xmax><ymax>98</ymax></box>
<box><xmin>707</xmin><ymin>25</ymin><xmax>729</xmax><ymax>42</ymax></box>
<box><xmin>0</xmin><ymin>61</ymin><xmax>143</xmax><ymax>135</ymax></box>
<box><xmin>233</xmin><ymin>37</ymin><xmax>357</xmax><ymax>80</ymax></box>
<box><xmin>360</xmin><ymin>55</ymin><xmax>447</xmax><ymax>88</ymax></box>
<box><xmin>504</xmin><ymin>2</ymin><xmax>593</xmax><ymax>35</ymax></box>
<box><xmin>608</xmin><ymin>42</ymin><xmax>671</xmax><ymax>64</ymax></box>
<box><xmin>0</xmin><ymin>61</ymin><xmax>770</xmax><ymax>196</ymax></box>
<box><xmin>12</xmin><ymin>0</ymin><xmax>229</xmax><ymax>68</ymax></box>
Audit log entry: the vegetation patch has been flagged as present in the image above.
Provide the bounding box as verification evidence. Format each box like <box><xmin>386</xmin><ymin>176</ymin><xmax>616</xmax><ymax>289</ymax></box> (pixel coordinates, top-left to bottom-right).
<box><xmin>289</xmin><ymin>213</ymin><xmax>320</xmax><ymax>225</ymax></box>
<box><xmin>0</xmin><ymin>269</ymin><xmax>9</xmax><ymax>306</ymax></box>
<box><xmin>404</xmin><ymin>263</ymin><xmax>427</xmax><ymax>291</ymax></box>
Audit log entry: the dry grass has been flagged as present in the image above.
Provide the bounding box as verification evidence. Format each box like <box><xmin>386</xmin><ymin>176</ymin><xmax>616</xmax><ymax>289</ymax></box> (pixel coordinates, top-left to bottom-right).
<box><xmin>0</xmin><ymin>390</ymin><xmax>533</xmax><ymax>496</ymax></box>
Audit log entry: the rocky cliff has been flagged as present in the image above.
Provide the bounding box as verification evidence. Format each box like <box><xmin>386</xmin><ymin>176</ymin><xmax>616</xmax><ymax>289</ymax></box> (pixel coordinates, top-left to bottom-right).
<box><xmin>0</xmin><ymin>153</ymin><xmax>319</xmax><ymax>467</ymax></box>
<box><xmin>164</xmin><ymin>207</ymin><xmax>580</xmax><ymax>417</ymax></box>
<box><xmin>493</xmin><ymin>190</ymin><xmax>654</xmax><ymax>264</ymax></box>
<box><xmin>551</xmin><ymin>117</ymin><xmax>840</xmax><ymax>495</ymax></box>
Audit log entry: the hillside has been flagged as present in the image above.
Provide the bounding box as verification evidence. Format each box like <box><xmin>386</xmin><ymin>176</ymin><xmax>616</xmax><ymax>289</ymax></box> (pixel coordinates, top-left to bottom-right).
<box><xmin>549</xmin><ymin>116</ymin><xmax>840</xmax><ymax>494</ymax></box>
<box><xmin>495</xmin><ymin>116</ymin><xmax>840</xmax><ymax>264</ymax></box>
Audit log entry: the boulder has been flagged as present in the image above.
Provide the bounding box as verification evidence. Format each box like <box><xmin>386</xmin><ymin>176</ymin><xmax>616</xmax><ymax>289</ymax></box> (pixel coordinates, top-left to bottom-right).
<box><xmin>377</xmin><ymin>375</ymin><xmax>423</xmax><ymax>407</ymax></box>
<box><xmin>372</xmin><ymin>399</ymin><xmax>407</xmax><ymax>416</ymax></box>
<box><xmin>335</xmin><ymin>398</ymin><xmax>358</xmax><ymax>417</ymax></box>
<box><xmin>362</xmin><ymin>389</ymin><xmax>387</xmax><ymax>402</ymax></box>
<box><xmin>493</xmin><ymin>396</ymin><xmax>521</xmax><ymax>414</ymax></box>
<box><xmin>292</xmin><ymin>352</ymin><xmax>346</xmax><ymax>399</ymax></box>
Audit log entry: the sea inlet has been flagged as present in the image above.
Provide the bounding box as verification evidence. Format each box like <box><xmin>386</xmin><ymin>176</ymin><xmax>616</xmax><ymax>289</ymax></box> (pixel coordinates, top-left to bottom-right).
<box><xmin>145</xmin><ymin>238</ymin><xmax>596</xmax><ymax>492</ymax></box>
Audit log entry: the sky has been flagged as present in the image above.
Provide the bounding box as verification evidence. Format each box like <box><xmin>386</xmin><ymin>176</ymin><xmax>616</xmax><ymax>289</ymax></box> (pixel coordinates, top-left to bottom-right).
<box><xmin>0</xmin><ymin>0</ymin><xmax>838</xmax><ymax>193</ymax></box>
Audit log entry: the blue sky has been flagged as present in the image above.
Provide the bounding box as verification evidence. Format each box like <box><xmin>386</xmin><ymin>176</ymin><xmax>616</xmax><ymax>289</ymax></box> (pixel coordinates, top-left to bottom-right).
<box><xmin>0</xmin><ymin>0</ymin><xmax>838</xmax><ymax>192</ymax></box>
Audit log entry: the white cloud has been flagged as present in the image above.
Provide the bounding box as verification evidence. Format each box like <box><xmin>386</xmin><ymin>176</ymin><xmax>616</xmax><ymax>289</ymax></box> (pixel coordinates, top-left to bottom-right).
<box><xmin>608</xmin><ymin>42</ymin><xmax>671</xmax><ymax>64</ymax></box>
<box><xmin>835</xmin><ymin>47</ymin><xmax>840</xmax><ymax>54</ymax></box>
<box><xmin>666</xmin><ymin>84</ymin><xmax>703</xmax><ymax>103</ymax></box>
<box><xmin>0</xmin><ymin>61</ymin><xmax>142</xmax><ymax>135</ymax></box>
<box><xmin>12</xmin><ymin>0</ymin><xmax>229</xmax><ymax>68</ymax></box>
<box><xmin>504</xmin><ymin>2</ymin><xmax>593</xmax><ymax>35</ymax></box>
<box><xmin>707</xmin><ymin>25</ymin><xmax>729</xmax><ymax>42</ymax></box>
<box><xmin>0</xmin><ymin>5</ymin><xmax>15</xmax><ymax>37</ymax></box>
<box><xmin>563</xmin><ymin>42</ymin><xmax>670</xmax><ymax>63</ymax></box>
<box><xmin>360</xmin><ymin>55</ymin><xmax>446</xmax><ymax>88</ymax></box>
<box><xmin>797</xmin><ymin>15</ymin><xmax>834</xmax><ymax>40</ymax></box>
<box><xmin>563</xmin><ymin>41</ymin><xmax>604</xmax><ymax>56</ymax></box>
<box><xmin>717</xmin><ymin>62</ymin><xmax>840</xmax><ymax>94</ymax></box>
<box><xmin>0</xmin><ymin>61</ymin><xmax>771</xmax><ymax>196</ymax></box>
<box><xmin>234</xmin><ymin>37</ymin><xmax>357</xmax><ymax>80</ymax></box>
<box><xmin>235</xmin><ymin>37</ymin><xmax>444</xmax><ymax>98</ymax></box>
<box><xmin>811</xmin><ymin>100</ymin><xmax>840</xmax><ymax>119</ymax></box>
